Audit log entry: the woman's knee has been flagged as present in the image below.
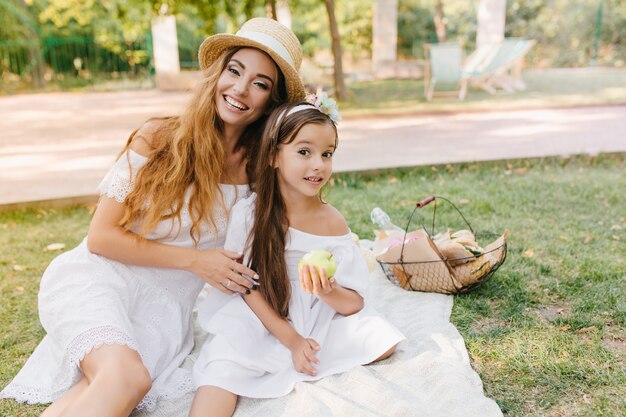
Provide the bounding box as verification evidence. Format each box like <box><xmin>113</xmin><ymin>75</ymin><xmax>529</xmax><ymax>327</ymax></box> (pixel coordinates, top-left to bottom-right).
<box><xmin>116</xmin><ymin>360</ymin><xmax>152</xmax><ymax>398</ymax></box>
<box><xmin>81</xmin><ymin>344</ymin><xmax>152</xmax><ymax>397</ymax></box>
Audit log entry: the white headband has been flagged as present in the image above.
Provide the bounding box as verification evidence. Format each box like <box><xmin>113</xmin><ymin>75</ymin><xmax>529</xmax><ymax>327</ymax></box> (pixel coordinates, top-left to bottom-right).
<box><xmin>275</xmin><ymin>92</ymin><xmax>341</xmax><ymax>132</ymax></box>
<box><xmin>286</xmin><ymin>104</ymin><xmax>317</xmax><ymax>117</ymax></box>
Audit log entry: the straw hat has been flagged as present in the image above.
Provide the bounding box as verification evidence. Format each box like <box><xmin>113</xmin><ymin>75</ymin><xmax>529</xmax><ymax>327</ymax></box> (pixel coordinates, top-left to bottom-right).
<box><xmin>199</xmin><ymin>17</ymin><xmax>305</xmax><ymax>101</ymax></box>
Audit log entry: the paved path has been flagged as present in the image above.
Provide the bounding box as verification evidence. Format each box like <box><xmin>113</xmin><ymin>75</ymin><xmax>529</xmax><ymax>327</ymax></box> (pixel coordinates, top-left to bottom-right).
<box><xmin>1</xmin><ymin>90</ymin><xmax>625</xmax><ymax>207</ymax></box>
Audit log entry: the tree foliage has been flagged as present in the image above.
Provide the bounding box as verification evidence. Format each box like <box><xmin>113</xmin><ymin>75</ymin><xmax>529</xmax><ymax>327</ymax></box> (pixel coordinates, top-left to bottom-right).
<box><xmin>506</xmin><ymin>0</ymin><xmax>626</xmax><ymax>66</ymax></box>
<box><xmin>397</xmin><ymin>0</ymin><xmax>625</xmax><ymax>67</ymax></box>
<box><xmin>397</xmin><ymin>1</ymin><xmax>437</xmax><ymax>58</ymax></box>
<box><xmin>290</xmin><ymin>0</ymin><xmax>372</xmax><ymax>59</ymax></box>
<box><xmin>396</xmin><ymin>0</ymin><xmax>477</xmax><ymax>58</ymax></box>
<box><xmin>0</xmin><ymin>0</ymin><xmax>43</xmax><ymax>40</ymax></box>
<box><xmin>2</xmin><ymin>0</ymin><xmax>626</xmax><ymax>78</ymax></box>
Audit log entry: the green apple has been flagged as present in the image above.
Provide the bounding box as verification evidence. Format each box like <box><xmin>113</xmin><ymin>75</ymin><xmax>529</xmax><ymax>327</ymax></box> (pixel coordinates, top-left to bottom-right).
<box><xmin>298</xmin><ymin>250</ymin><xmax>337</xmax><ymax>278</ymax></box>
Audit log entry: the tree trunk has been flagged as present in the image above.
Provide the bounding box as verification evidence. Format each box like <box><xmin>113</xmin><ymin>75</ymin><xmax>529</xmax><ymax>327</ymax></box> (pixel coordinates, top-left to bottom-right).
<box><xmin>323</xmin><ymin>0</ymin><xmax>348</xmax><ymax>100</ymax></box>
<box><xmin>14</xmin><ymin>0</ymin><xmax>45</xmax><ymax>88</ymax></box>
<box><xmin>266</xmin><ymin>0</ymin><xmax>277</xmax><ymax>20</ymax></box>
<box><xmin>434</xmin><ymin>0</ymin><xmax>447</xmax><ymax>42</ymax></box>
<box><xmin>28</xmin><ymin>44</ymin><xmax>46</xmax><ymax>89</ymax></box>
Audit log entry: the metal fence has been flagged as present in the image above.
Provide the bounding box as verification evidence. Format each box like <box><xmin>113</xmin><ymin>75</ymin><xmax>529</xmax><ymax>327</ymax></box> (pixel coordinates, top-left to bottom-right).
<box><xmin>0</xmin><ymin>36</ymin><xmax>154</xmax><ymax>93</ymax></box>
<box><xmin>179</xmin><ymin>37</ymin><xmax>203</xmax><ymax>69</ymax></box>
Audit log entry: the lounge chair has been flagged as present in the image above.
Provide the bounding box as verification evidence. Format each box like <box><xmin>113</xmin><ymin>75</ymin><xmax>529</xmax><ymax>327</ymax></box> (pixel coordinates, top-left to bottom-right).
<box><xmin>462</xmin><ymin>38</ymin><xmax>535</xmax><ymax>94</ymax></box>
<box><xmin>423</xmin><ymin>42</ymin><xmax>468</xmax><ymax>101</ymax></box>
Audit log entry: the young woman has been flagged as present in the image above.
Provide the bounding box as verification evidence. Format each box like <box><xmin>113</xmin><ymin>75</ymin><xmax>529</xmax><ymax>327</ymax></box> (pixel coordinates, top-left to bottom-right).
<box><xmin>0</xmin><ymin>18</ymin><xmax>305</xmax><ymax>417</ymax></box>
<box><xmin>189</xmin><ymin>97</ymin><xmax>406</xmax><ymax>417</ymax></box>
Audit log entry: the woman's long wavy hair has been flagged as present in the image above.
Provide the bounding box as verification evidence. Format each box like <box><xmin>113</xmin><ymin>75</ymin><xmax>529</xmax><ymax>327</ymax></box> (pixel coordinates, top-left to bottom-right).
<box><xmin>248</xmin><ymin>102</ymin><xmax>338</xmax><ymax>317</ymax></box>
<box><xmin>118</xmin><ymin>47</ymin><xmax>287</xmax><ymax>244</ymax></box>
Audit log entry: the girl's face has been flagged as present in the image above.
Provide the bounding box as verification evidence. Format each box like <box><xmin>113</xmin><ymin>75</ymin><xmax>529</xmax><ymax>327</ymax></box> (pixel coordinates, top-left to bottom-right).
<box><xmin>274</xmin><ymin>121</ymin><xmax>337</xmax><ymax>201</ymax></box>
<box><xmin>215</xmin><ymin>48</ymin><xmax>277</xmax><ymax>132</ymax></box>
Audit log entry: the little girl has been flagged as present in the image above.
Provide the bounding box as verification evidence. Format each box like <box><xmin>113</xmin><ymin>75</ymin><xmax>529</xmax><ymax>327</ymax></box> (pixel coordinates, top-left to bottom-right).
<box><xmin>189</xmin><ymin>96</ymin><xmax>405</xmax><ymax>417</ymax></box>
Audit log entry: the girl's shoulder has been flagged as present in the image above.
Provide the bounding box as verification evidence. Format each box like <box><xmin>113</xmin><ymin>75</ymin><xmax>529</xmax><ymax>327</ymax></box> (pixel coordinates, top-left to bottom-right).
<box><xmin>320</xmin><ymin>203</ymin><xmax>350</xmax><ymax>236</ymax></box>
<box><xmin>290</xmin><ymin>203</ymin><xmax>349</xmax><ymax>237</ymax></box>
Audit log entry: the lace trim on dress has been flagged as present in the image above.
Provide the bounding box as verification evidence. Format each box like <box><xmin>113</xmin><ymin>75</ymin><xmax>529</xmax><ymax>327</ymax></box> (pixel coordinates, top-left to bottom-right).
<box><xmin>101</xmin><ymin>172</ymin><xmax>135</xmax><ymax>203</ymax></box>
<box><xmin>161</xmin><ymin>378</ymin><xmax>195</xmax><ymax>401</ymax></box>
<box><xmin>67</xmin><ymin>325</ymin><xmax>140</xmax><ymax>367</ymax></box>
<box><xmin>0</xmin><ymin>383</ymin><xmax>59</xmax><ymax>405</ymax></box>
<box><xmin>135</xmin><ymin>369</ymin><xmax>195</xmax><ymax>412</ymax></box>
<box><xmin>137</xmin><ymin>394</ymin><xmax>157</xmax><ymax>412</ymax></box>
<box><xmin>97</xmin><ymin>150</ymin><xmax>146</xmax><ymax>203</ymax></box>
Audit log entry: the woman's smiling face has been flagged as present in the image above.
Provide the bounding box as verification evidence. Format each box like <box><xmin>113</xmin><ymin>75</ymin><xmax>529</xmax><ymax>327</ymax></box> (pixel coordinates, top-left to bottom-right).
<box><xmin>215</xmin><ymin>48</ymin><xmax>278</xmax><ymax>133</ymax></box>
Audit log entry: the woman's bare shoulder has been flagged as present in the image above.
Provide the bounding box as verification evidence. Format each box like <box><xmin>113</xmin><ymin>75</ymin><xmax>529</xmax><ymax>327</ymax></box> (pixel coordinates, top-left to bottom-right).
<box><xmin>129</xmin><ymin>118</ymin><xmax>166</xmax><ymax>156</ymax></box>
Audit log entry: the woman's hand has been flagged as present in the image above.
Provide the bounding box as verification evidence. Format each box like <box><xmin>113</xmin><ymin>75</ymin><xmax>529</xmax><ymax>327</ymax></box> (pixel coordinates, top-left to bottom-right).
<box><xmin>187</xmin><ymin>249</ymin><xmax>258</xmax><ymax>295</ymax></box>
<box><xmin>300</xmin><ymin>264</ymin><xmax>335</xmax><ymax>296</ymax></box>
<box><xmin>289</xmin><ymin>335</ymin><xmax>320</xmax><ymax>376</ymax></box>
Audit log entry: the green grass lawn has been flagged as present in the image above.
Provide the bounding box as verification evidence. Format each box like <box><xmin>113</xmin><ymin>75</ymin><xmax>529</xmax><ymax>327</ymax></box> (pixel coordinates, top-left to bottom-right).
<box><xmin>340</xmin><ymin>67</ymin><xmax>626</xmax><ymax>116</ymax></box>
<box><xmin>1</xmin><ymin>154</ymin><xmax>625</xmax><ymax>416</ymax></box>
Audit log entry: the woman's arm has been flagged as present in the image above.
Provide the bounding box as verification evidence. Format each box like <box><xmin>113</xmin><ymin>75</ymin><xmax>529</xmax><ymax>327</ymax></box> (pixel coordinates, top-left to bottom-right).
<box><xmin>87</xmin><ymin>196</ymin><xmax>255</xmax><ymax>293</ymax></box>
<box><xmin>300</xmin><ymin>265</ymin><xmax>364</xmax><ymax>316</ymax></box>
<box><xmin>243</xmin><ymin>290</ymin><xmax>320</xmax><ymax>375</ymax></box>
<box><xmin>85</xmin><ymin>122</ymin><xmax>255</xmax><ymax>293</ymax></box>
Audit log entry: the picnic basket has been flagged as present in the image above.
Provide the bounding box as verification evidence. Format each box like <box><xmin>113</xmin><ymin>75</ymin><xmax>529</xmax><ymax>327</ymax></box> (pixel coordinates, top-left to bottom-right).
<box><xmin>377</xmin><ymin>195</ymin><xmax>507</xmax><ymax>294</ymax></box>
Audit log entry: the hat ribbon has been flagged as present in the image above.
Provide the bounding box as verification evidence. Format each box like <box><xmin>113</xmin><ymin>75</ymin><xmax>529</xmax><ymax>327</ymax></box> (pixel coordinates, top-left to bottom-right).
<box><xmin>236</xmin><ymin>31</ymin><xmax>295</xmax><ymax>68</ymax></box>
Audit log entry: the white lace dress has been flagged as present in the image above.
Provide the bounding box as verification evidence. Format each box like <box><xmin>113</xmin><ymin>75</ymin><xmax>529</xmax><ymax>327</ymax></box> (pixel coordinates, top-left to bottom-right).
<box><xmin>0</xmin><ymin>149</ymin><xmax>250</xmax><ymax>411</ymax></box>
<box><xmin>192</xmin><ymin>194</ymin><xmax>406</xmax><ymax>398</ymax></box>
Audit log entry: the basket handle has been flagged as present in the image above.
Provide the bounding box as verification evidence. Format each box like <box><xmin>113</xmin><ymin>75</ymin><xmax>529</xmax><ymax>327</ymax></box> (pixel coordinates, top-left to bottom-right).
<box><xmin>416</xmin><ymin>195</ymin><xmax>436</xmax><ymax>208</ymax></box>
<box><xmin>430</xmin><ymin>196</ymin><xmax>475</xmax><ymax>235</ymax></box>
<box><xmin>398</xmin><ymin>196</ymin><xmax>475</xmax><ymax>263</ymax></box>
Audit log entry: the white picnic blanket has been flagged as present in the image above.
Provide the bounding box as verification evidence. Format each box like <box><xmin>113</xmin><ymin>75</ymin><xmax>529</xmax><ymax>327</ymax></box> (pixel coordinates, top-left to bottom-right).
<box><xmin>134</xmin><ymin>265</ymin><xmax>503</xmax><ymax>417</ymax></box>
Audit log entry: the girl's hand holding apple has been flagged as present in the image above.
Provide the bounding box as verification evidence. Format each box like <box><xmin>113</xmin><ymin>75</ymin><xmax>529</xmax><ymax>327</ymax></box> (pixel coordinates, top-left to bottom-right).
<box><xmin>298</xmin><ymin>250</ymin><xmax>337</xmax><ymax>277</ymax></box>
<box><xmin>298</xmin><ymin>250</ymin><xmax>337</xmax><ymax>295</ymax></box>
<box><xmin>300</xmin><ymin>264</ymin><xmax>336</xmax><ymax>295</ymax></box>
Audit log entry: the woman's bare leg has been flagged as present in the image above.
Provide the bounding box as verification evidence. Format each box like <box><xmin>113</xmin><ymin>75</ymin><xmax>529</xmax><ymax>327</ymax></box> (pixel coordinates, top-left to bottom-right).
<box><xmin>188</xmin><ymin>386</ymin><xmax>237</xmax><ymax>417</ymax></box>
<box><xmin>42</xmin><ymin>344</ymin><xmax>152</xmax><ymax>417</ymax></box>
<box><xmin>40</xmin><ymin>378</ymin><xmax>89</xmax><ymax>417</ymax></box>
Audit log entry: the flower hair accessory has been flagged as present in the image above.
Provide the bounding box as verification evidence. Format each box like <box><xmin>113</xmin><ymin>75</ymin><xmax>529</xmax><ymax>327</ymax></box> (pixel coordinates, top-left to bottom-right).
<box><xmin>305</xmin><ymin>91</ymin><xmax>342</xmax><ymax>124</ymax></box>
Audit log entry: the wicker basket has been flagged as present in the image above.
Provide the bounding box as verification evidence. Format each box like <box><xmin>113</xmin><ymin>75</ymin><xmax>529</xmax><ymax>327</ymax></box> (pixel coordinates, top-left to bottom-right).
<box><xmin>377</xmin><ymin>196</ymin><xmax>507</xmax><ymax>294</ymax></box>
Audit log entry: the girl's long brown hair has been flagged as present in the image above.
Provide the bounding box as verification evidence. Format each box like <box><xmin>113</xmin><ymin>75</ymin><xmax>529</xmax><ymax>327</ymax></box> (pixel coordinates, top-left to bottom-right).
<box><xmin>249</xmin><ymin>102</ymin><xmax>338</xmax><ymax>317</ymax></box>
<box><xmin>118</xmin><ymin>47</ymin><xmax>287</xmax><ymax>244</ymax></box>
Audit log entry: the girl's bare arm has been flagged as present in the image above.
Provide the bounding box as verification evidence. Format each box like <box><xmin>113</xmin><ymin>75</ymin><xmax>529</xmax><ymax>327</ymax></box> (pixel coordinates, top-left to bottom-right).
<box><xmin>317</xmin><ymin>284</ymin><xmax>363</xmax><ymax>316</ymax></box>
<box><xmin>242</xmin><ymin>290</ymin><xmax>301</xmax><ymax>349</ymax></box>
<box><xmin>243</xmin><ymin>290</ymin><xmax>319</xmax><ymax>375</ymax></box>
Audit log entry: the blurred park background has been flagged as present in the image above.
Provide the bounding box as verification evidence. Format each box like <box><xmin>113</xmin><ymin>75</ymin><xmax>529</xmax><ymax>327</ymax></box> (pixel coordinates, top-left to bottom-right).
<box><xmin>2</xmin><ymin>0</ymin><xmax>625</xmax><ymax>100</ymax></box>
<box><xmin>1</xmin><ymin>2</ymin><xmax>626</xmax><ymax>416</ymax></box>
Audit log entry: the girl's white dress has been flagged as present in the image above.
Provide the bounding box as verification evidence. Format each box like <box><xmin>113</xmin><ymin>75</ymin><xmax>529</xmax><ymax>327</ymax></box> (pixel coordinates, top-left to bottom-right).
<box><xmin>193</xmin><ymin>194</ymin><xmax>406</xmax><ymax>398</ymax></box>
<box><xmin>0</xmin><ymin>150</ymin><xmax>250</xmax><ymax>411</ymax></box>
